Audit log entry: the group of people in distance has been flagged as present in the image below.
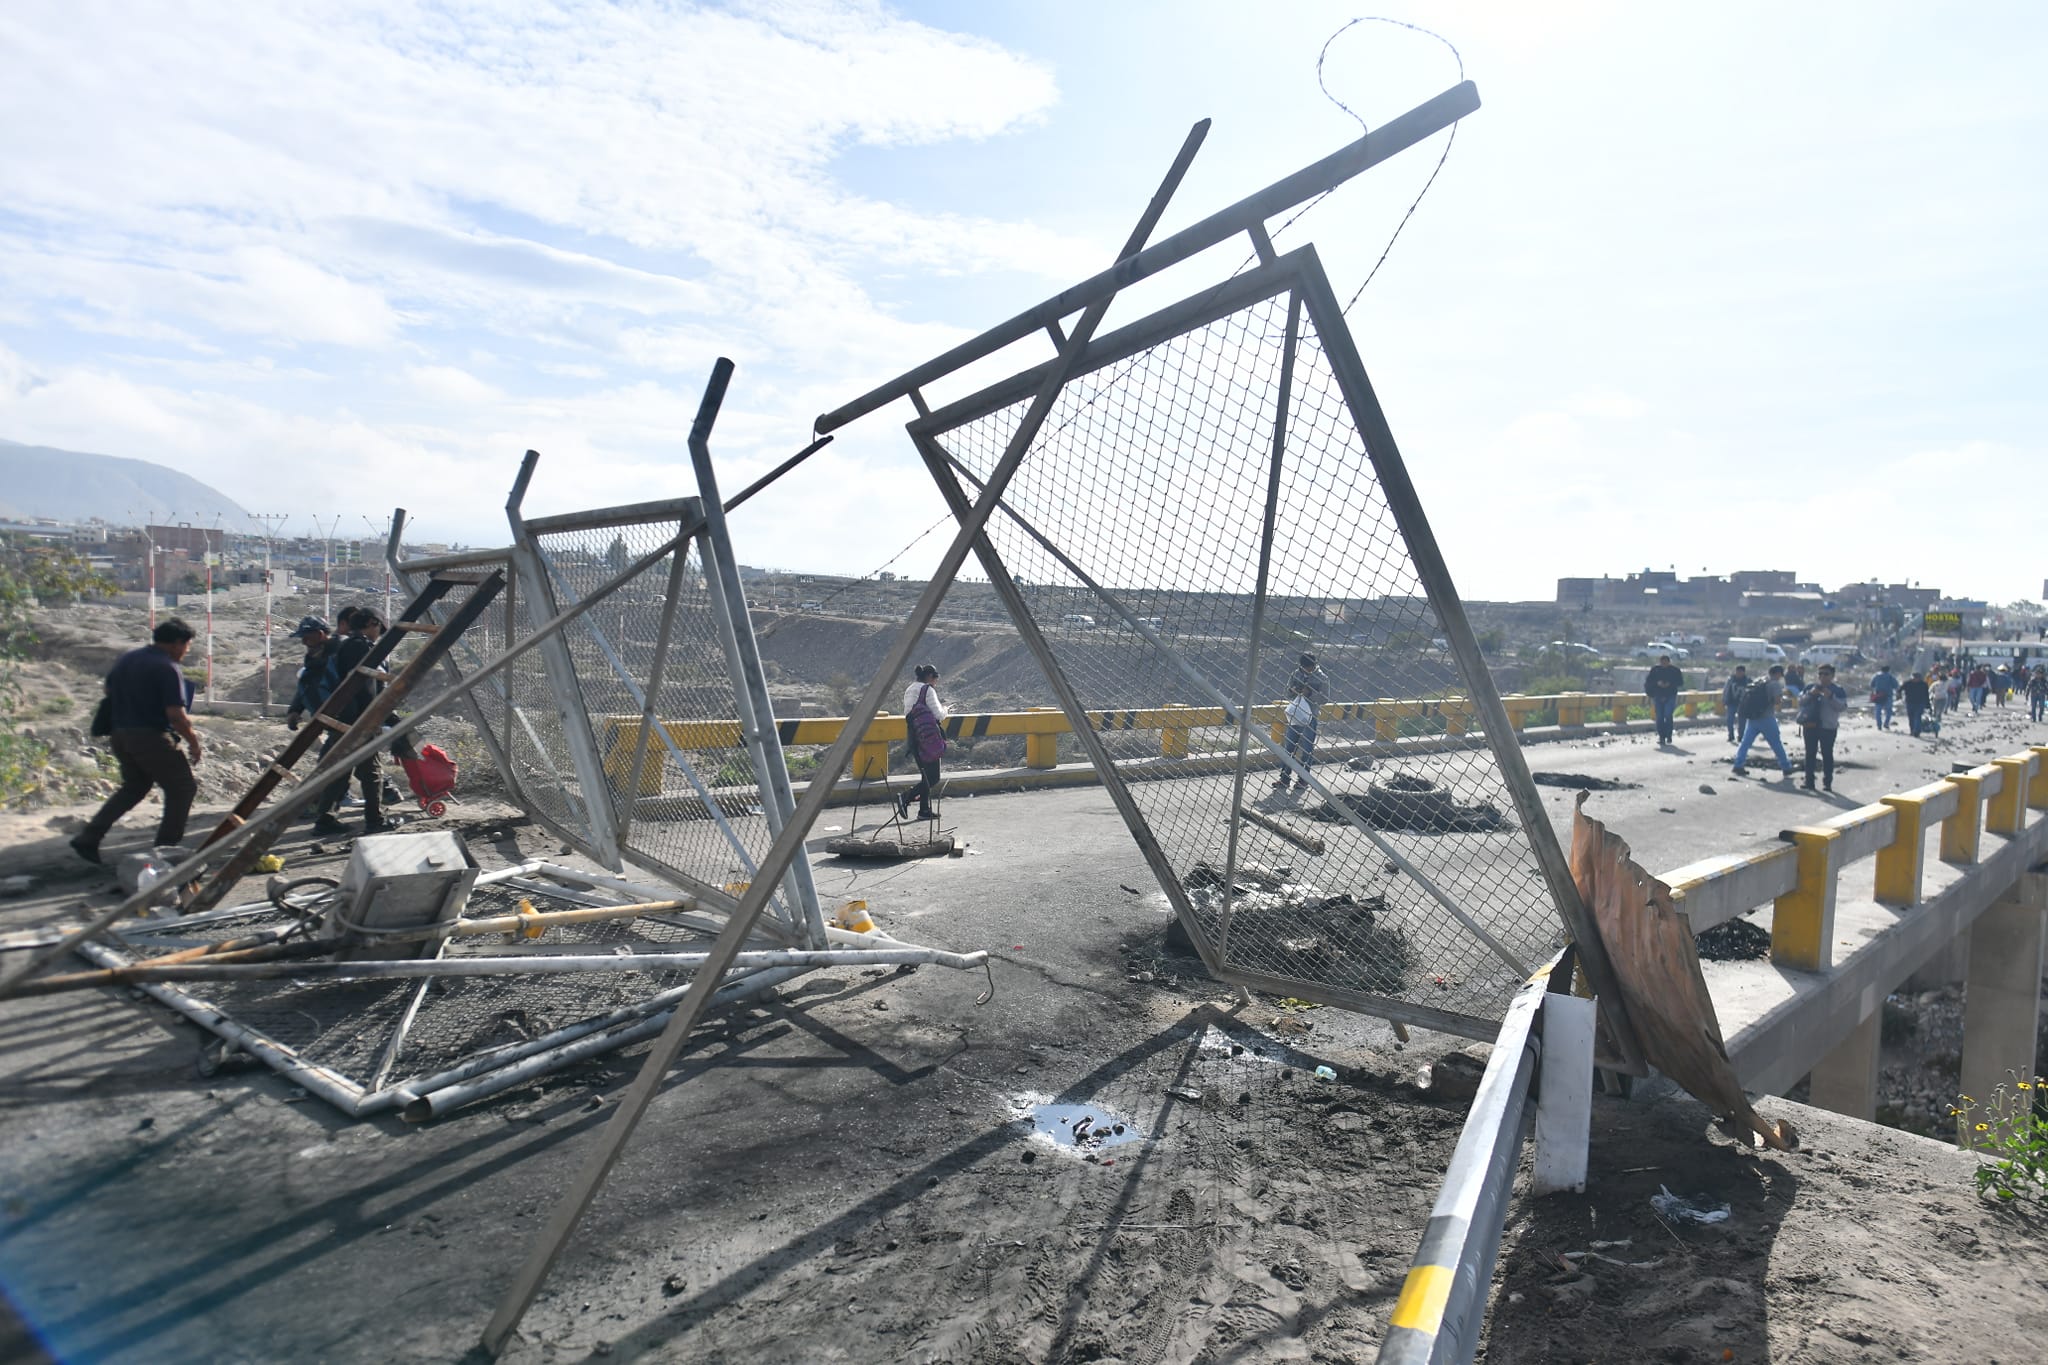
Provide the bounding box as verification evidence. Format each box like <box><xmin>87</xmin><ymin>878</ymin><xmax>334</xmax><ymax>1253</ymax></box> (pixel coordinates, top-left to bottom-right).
<box><xmin>887</xmin><ymin>649</ymin><xmax>1338</xmax><ymax>825</ymax></box>
<box><xmin>282</xmin><ymin>608</ymin><xmax>417</xmax><ymax>836</ymax></box>
<box><xmin>1703</xmin><ymin>651</ymin><xmax>2048</xmax><ymax>794</ymax></box>
<box><xmin>1711</xmin><ymin>660</ymin><xmax>1847</xmax><ymax>790</ymax></box>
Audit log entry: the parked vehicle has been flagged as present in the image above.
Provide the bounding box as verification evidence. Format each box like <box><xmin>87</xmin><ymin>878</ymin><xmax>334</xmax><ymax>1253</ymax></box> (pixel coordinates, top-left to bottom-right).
<box><xmin>1061</xmin><ymin>614</ymin><xmax>1097</xmax><ymax>630</ymax></box>
<box><xmin>1545</xmin><ymin>641</ymin><xmax>1601</xmax><ymax>658</ymax></box>
<box><xmin>1726</xmin><ymin>636</ymin><xmax>1789</xmax><ymax>663</ymax></box>
<box><xmin>1800</xmin><ymin>643</ymin><xmax>1861</xmax><ymax>667</ymax></box>
<box><xmin>1630</xmin><ymin>642</ymin><xmax>1690</xmax><ymax>660</ymax></box>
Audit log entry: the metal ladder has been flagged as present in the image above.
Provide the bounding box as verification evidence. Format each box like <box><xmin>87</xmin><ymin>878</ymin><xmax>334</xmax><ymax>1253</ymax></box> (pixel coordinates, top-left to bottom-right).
<box><xmin>185</xmin><ymin>567</ymin><xmax>509</xmax><ymax>913</ymax></box>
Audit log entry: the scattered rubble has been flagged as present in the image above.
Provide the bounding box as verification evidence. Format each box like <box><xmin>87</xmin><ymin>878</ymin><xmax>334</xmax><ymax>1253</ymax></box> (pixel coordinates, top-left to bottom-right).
<box><xmin>1306</xmin><ymin>772</ymin><xmax>1506</xmax><ymax>833</ymax></box>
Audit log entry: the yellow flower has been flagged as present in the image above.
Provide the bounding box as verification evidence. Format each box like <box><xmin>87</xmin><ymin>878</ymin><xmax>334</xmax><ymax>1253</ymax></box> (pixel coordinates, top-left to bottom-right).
<box><xmin>2019</xmin><ymin>1082</ymin><xmax>2033</xmax><ymax>1091</ymax></box>
<box><xmin>1976</xmin><ymin>1122</ymin><xmax>1989</xmax><ymax>1131</ymax></box>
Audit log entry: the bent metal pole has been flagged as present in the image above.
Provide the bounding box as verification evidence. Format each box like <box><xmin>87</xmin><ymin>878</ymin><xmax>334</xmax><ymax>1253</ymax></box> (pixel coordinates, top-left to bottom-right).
<box><xmin>479</xmin><ymin>117</ymin><xmax>1214</xmax><ymax>1357</ymax></box>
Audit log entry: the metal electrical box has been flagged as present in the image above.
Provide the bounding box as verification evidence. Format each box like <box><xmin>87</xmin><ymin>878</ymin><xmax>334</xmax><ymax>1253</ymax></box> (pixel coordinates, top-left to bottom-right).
<box><xmin>326</xmin><ymin>831</ymin><xmax>478</xmax><ymax>961</ymax></box>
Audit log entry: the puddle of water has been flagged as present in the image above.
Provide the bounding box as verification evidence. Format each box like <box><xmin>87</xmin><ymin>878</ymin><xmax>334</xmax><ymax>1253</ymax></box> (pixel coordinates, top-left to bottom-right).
<box><xmin>1020</xmin><ymin>1101</ymin><xmax>1144</xmax><ymax>1152</ymax></box>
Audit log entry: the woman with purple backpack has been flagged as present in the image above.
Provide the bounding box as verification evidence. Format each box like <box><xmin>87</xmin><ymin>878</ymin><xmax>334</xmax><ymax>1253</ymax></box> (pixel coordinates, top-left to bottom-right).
<box><xmin>895</xmin><ymin>663</ymin><xmax>948</xmax><ymax>822</ymax></box>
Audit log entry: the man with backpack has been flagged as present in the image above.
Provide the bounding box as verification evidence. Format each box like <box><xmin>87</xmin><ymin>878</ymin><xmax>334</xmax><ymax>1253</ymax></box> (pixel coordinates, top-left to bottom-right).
<box><xmin>1721</xmin><ymin>665</ymin><xmax>1749</xmax><ymax>743</ymax></box>
<box><xmin>1730</xmin><ymin>664</ymin><xmax>1794</xmax><ymax>780</ymax></box>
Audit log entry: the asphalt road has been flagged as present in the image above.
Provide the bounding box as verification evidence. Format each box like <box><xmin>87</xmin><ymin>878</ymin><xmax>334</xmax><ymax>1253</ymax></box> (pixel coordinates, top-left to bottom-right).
<box><xmin>0</xmin><ymin>700</ymin><xmax>2040</xmax><ymax>1361</ymax></box>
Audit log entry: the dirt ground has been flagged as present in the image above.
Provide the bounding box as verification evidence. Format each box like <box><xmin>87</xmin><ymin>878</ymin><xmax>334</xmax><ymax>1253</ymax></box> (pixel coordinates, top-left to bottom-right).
<box><xmin>1484</xmin><ymin>1086</ymin><xmax>2048</xmax><ymax>1364</ymax></box>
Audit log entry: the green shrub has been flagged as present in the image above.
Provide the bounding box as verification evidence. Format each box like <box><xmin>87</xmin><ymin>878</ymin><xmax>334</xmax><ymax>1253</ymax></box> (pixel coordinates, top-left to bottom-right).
<box><xmin>1953</xmin><ymin>1077</ymin><xmax>2048</xmax><ymax>1205</ymax></box>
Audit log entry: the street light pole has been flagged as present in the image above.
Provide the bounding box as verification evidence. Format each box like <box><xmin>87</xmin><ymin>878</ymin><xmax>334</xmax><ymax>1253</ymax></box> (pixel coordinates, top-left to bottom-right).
<box><xmin>362</xmin><ymin>513</ymin><xmax>393</xmax><ymax>623</ymax></box>
<box><xmin>312</xmin><ymin>514</ymin><xmax>341</xmax><ymax>622</ymax></box>
<box><xmin>127</xmin><ymin>508</ymin><xmax>159</xmax><ymax>628</ymax></box>
<box><xmin>251</xmin><ymin>514</ymin><xmax>290</xmax><ymax>716</ymax></box>
<box><xmin>203</xmin><ymin>516</ymin><xmax>223</xmax><ymax>705</ymax></box>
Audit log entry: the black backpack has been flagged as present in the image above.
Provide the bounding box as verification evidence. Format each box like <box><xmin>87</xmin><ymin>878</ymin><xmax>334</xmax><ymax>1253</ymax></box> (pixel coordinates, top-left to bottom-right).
<box><xmin>1737</xmin><ymin>680</ymin><xmax>1774</xmax><ymax>720</ymax></box>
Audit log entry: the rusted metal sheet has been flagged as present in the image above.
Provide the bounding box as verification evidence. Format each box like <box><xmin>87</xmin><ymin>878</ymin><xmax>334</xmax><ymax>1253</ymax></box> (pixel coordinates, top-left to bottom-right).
<box><xmin>1570</xmin><ymin>793</ymin><xmax>1795</xmax><ymax>1150</ymax></box>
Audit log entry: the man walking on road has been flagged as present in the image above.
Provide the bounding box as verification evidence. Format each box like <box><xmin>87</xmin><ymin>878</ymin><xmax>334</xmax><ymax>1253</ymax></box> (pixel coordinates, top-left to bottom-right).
<box><xmin>1901</xmin><ymin>671</ymin><xmax>1931</xmax><ymax>737</ymax></box>
<box><xmin>1731</xmin><ymin>664</ymin><xmax>1794</xmax><ymax>781</ymax></box>
<box><xmin>1274</xmin><ymin>652</ymin><xmax>1328</xmax><ymax>793</ymax></box>
<box><xmin>1869</xmin><ymin>663</ymin><xmax>1898</xmax><ymax>731</ymax></box>
<box><xmin>71</xmin><ymin>619</ymin><xmax>203</xmax><ymax>862</ymax></box>
<box><xmin>1644</xmin><ymin>654</ymin><xmax>1684</xmax><ymax>745</ymax></box>
<box><xmin>1797</xmin><ymin>664</ymin><xmax>1849</xmax><ymax>791</ymax></box>
<box><xmin>1721</xmin><ymin>665</ymin><xmax>1749</xmax><ymax>743</ymax></box>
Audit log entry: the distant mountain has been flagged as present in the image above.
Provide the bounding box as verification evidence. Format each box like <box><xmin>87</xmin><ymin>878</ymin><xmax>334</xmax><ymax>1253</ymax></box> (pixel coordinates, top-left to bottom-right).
<box><xmin>0</xmin><ymin>439</ymin><xmax>249</xmax><ymax>527</ymax></box>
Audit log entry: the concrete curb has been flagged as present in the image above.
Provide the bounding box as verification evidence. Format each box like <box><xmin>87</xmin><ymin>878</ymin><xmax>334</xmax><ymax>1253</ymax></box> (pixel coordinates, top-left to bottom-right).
<box><xmin>794</xmin><ymin>713</ymin><xmax>1725</xmax><ymax>807</ymax></box>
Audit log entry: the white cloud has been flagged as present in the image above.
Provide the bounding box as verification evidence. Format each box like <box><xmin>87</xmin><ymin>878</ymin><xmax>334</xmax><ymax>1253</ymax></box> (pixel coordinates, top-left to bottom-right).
<box><xmin>406</xmin><ymin>364</ymin><xmax>504</xmax><ymax>407</ymax></box>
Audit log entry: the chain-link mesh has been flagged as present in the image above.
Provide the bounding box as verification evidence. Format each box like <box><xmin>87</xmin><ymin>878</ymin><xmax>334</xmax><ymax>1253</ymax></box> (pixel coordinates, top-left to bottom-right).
<box><xmin>397</xmin><ymin>517</ymin><xmax>802</xmax><ymax>928</ymax></box>
<box><xmin>918</xmin><ymin>272</ymin><xmax>1563</xmax><ymax>1026</ymax></box>
<box><xmin>101</xmin><ymin>881</ymin><xmax>716</xmax><ymax>1100</ymax></box>
<box><xmin>524</xmin><ymin>520</ymin><xmax>796</xmax><ymax>930</ymax></box>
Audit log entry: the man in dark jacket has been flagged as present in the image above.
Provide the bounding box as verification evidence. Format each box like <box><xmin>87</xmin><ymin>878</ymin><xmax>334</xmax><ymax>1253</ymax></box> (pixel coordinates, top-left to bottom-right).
<box><xmin>1720</xmin><ymin>665</ymin><xmax>1749</xmax><ymax>742</ymax></box>
<box><xmin>72</xmin><ymin>619</ymin><xmax>203</xmax><ymax>861</ymax></box>
<box><xmin>1900</xmin><ymin>671</ymin><xmax>1932</xmax><ymax>737</ymax></box>
<box><xmin>1644</xmin><ymin>655</ymin><xmax>1685</xmax><ymax>745</ymax></box>
<box><xmin>1868</xmin><ymin>665</ymin><xmax>1899</xmax><ymax>731</ymax></box>
<box><xmin>310</xmin><ymin>608</ymin><xmax>407</xmax><ymax>835</ymax></box>
<box><xmin>283</xmin><ymin>615</ymin><xmax>336</xmax><ymax>730</ymax></box>
<box><xmin>1796</xmin><ymin>664</ymin><xmax>1849</xmax><ymax>791</ymax></box>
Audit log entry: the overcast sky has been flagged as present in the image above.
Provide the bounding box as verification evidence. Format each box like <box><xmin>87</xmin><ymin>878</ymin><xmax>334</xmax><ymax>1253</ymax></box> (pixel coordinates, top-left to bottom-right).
<box><xmin>1</xmin><ymin>2</ymin><xmax>2041</xmax><ymax>603</ymax></box>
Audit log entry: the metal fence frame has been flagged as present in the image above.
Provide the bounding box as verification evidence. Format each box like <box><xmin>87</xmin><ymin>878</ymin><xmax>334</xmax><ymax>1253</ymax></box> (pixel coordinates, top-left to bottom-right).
<box><xmin>478</xmin><ymin>80</ymin><xmax>1651</xmax><ymax>1354</ymax></box>
<box><xmin>387</xmin><ymin>467</ymin><xmax>830</xmax><ymax>946</ymax></box>
<box><xmin>907</xmin><ymin>244</ymin><xmax>1619</xmax><ymax>1038</ymax></box>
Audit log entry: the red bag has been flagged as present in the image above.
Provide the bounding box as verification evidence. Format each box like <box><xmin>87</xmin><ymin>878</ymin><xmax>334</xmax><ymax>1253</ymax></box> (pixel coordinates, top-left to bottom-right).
<box><xmin>400</xmin><ymin>742</ymin><xmax>458</xmax><ymax>816</ymax></box>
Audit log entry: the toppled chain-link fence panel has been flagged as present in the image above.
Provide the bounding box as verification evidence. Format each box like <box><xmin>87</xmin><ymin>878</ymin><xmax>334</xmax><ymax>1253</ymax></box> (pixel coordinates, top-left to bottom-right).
<box><xmin>397</xmin><ymin>502</ymin><xmax>813</xmax><ymax>941</ymax></box>
<box><xmin>523</xmin><ymin>514</ymin><xmax>807</xmax><ymax>939</ymax></box>
<box><xmin>394</xmin><ymin>552</ymin><xmax>594</xmax><ymax>843</ymax></box>
<box><xmin>914</xmin><ymin>252</ymin><xmax>1566</xmax><ymax>1031</ymax></box>
<box><xmin>80</xmin><ymin>870</ymin><xmax>740</xmax><ymax>1117</ymax></box>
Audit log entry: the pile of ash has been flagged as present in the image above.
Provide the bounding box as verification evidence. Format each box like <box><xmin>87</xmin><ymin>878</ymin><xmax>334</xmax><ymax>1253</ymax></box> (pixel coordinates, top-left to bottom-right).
<box><xmin>1175</xmin><ymin>859</ymin><xmax>1411</xmax><ymax>996</ymax></box>
<box><xmin>1304</xmin><ymin>772</ymin><xmax>1506</xmax><ymax>833</ymax></box>
<box><xmin>1693</xmin><ymin>915</ymin><xmax>1771</xmax><ymax>961</ymax></box>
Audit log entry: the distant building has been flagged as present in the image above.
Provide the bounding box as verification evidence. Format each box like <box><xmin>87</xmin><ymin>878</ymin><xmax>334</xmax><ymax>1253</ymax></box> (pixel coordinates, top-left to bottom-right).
<box><xmin>1729</xmin><ymin>569</ymin><xmax>1800</xmax><ymax>594</ymax></box>
<box><xmin>147</xmin><ymin>523</ymin><xmax>225</xmax><ymax>558</ymax></box>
